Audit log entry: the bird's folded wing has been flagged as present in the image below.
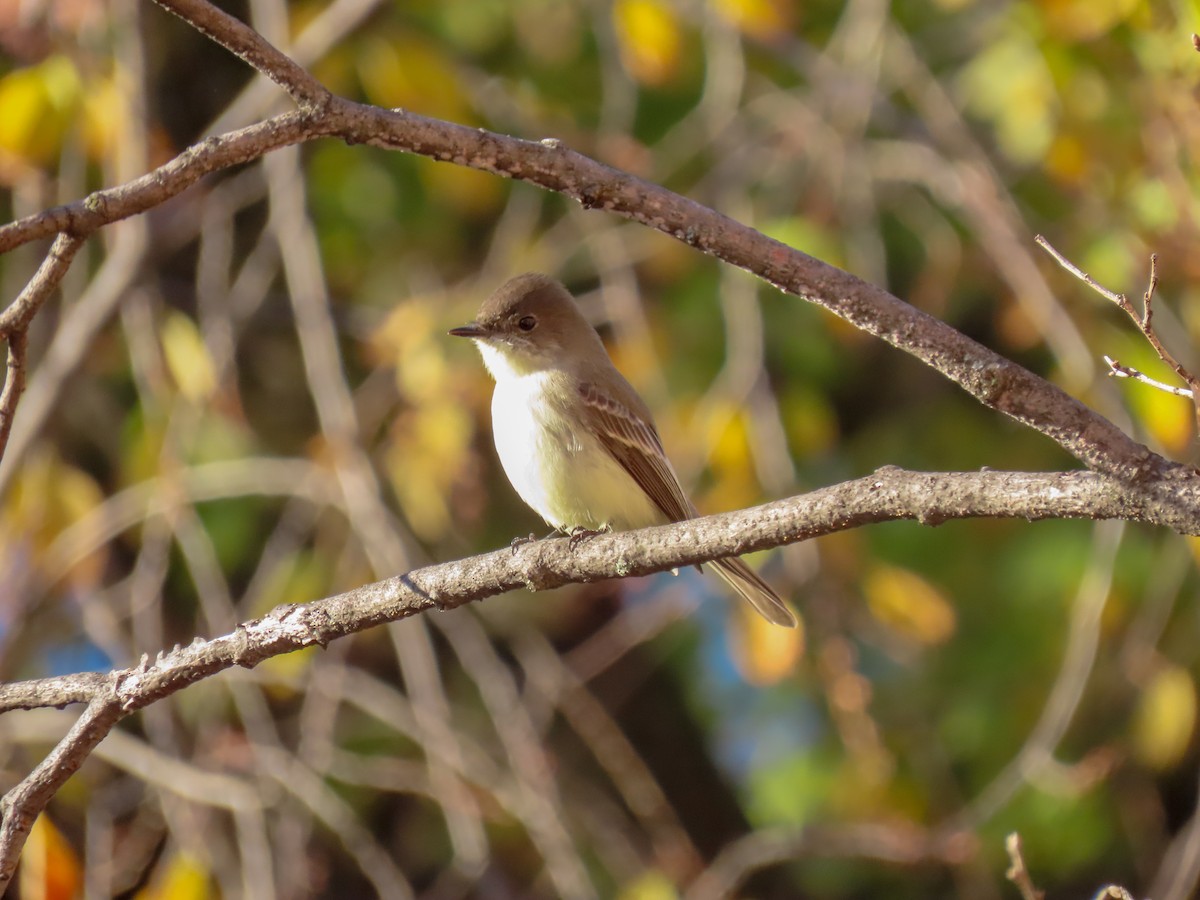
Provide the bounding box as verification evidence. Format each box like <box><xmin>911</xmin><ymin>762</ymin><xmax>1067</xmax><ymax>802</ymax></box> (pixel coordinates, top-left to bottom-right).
<box><xmin>577</xmin><ymin>381</ymin><xmax>694</xmax><ymax>522</ymax></box>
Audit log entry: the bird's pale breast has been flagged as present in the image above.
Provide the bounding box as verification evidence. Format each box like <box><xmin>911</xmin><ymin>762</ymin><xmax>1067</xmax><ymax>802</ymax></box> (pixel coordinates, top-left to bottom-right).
<box><xmin>490</xmin><ymin>370</ymin><xmax>663</xmax><ymax>532</ymax></box>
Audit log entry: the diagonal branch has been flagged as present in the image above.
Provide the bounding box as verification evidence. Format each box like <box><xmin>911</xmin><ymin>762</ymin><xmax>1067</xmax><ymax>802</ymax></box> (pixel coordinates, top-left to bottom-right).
<box><xmin>150</xmin><ymin>0</ymin><xmax>330</xmax><ymax>107</ymax></box>
<box><xmin>0</xmin><ymin>0</ymin><xmax>1170</xmax><ymax>485</ymax></box>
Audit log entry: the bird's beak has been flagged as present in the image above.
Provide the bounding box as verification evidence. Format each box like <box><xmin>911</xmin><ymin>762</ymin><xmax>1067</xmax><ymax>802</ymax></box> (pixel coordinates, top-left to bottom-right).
<box><xmin>448</xmin><ymin>322</ymin><xmax>486</xmax><ymax>338</ymax></box>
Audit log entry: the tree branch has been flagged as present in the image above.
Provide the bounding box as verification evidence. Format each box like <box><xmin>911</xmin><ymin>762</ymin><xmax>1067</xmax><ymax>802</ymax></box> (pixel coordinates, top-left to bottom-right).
<box><xmin>0</xmin><ymin>465</ymin><xmax>1191</xmax><ymax>883</ymax></box>
<box><xmin>0</xmin><ymin>0</ymin><xmax>1174</xmax><ymax>486</ymax></box>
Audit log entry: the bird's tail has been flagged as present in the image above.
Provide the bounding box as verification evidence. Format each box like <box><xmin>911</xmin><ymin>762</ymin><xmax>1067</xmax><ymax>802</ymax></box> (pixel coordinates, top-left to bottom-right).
<box><xmin>709</xmin><ymin>556</ymin><xmax>797</xmax><ymax>627</ymax></box>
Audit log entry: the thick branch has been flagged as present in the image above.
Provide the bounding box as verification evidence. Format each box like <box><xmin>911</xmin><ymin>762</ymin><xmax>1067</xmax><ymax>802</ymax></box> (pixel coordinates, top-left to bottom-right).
<box><xmin>0</xmin><ymin>465</ymin><xmax>1188</xmax><ymax>884</ymax></box>
<box><xmin>0</xmin><ymin>466</ymin><xmax>1190</xmax><ymax>720</ymax></box>
<box><xmin>0</xmin><ymin>92</ymin><xmax>1164</xmax><ymax>482</ymax></box>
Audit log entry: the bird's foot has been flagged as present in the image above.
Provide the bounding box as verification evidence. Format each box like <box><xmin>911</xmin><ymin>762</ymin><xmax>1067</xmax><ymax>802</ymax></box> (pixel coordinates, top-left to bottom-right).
<box><xmin>567</xmin><ymin>525</ymin><xmax>611</xmax><ymax>549</ymax></box>
<box><xmin>510</xmin><ymin>533</ymin><xmax>539</xmax><ymax>555</ymax></box>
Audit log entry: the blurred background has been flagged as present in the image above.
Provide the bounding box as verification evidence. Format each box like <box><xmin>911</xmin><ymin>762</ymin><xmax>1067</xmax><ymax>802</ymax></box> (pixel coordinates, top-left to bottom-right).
<box><xmin>1</xmin><ymin>0</ymin><xmax>1200</xmax><ymax>896</ymax></box>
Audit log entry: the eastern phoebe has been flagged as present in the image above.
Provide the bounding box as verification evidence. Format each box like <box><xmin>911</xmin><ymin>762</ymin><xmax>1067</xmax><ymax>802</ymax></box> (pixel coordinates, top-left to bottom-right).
<box><xmin>450</xmin><ymin>272</ymin><xmax>796</xmax><ymax>627</ymax></box>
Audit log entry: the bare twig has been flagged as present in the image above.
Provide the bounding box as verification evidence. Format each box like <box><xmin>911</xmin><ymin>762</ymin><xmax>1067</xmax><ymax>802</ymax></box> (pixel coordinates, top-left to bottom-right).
<box><xmin>0</xmin><ymin>331</ymin><xmax>27</xmax><ymax>462</ymax></box>
<box><xmin>1038</xmin><ymin>235</ymin><xmax>1200</xmax><ymax>417</ymax></box>
<box><xmin>1005</xmin><ymin>833</ymin><xmax>1045</xmax><ymax>900</ymax></box>
<box><xmin>1105</xmin><ymin>356</ymin><xmax>1194</xmax><ymax>398</ymax></box>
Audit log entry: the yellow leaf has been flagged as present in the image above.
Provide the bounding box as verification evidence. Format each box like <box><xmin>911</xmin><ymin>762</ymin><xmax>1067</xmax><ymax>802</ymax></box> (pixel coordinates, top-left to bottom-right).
<box><xmin>1124</xmin><ymin>365</ymin><xmax>1194</xmax><ymax>456</ymax></box>
<box><xmin>711</xmin><ymin>0</ymin><xmax>792</xmax><ymax>41</ymax></box>
<box><xmin>1040</xmin><ymin>0</ymin><xmax>1141</xmax><ymax>41</ymax></box>
<box><xmin>698</xmin><ymin>404</ymin><xmax>761</xmax><ymax>514</ymax></box>
<box><xmin>386</xmin><ymin>402</ymin><xmax>474</xmax><ymax>542</ymax></box>
<box><xmin>20</xmin><ymin>815</ymin><xmax>82</xmax><ymax>900</ymax></box>
<box><xmin>0</xmin><ymin>55</ymin><xmax>82</xmax><ymax>166</ymax></box>
<box><xmin>161</xmin><ymin>311</ymin><xmax>217</xmax><ymax>403</ymax></box>
<box><xmin>729</xmin><ymin>594</ymin><xmax>804</xmax><ymax>685</ymax></box>
<box><xmin>956</xmin><ymin>34</ymin><xmax>1056</xmax><ymax>164</ymax></box>
<box><xmin>136</xmin><ymin>852</ymin><xmax>214</xmax><ymax>900</ymax></box>
<box><xmin>863</xmin><ymin>564</ymin><xmax>956</xmax><ymax>646</ymax></box>
<box><xmin>357</xmin><ymin>34</ymin><xmax>474</xmax><ymax>122</ymax></box>
<box><xmin>613</xmin><ymin>0</ymin><xmax>683</xmax><ymax>86</ymax></box>
<box><xmin>617</xmin><ymin>870</ymin><xmax>679</xmax><ymax>900</ymax></box>
<box><xmin>2</xmin><ymin>450</ymin><xmax>106</xmax><ymax>590</ymax></box>
<box><xmin>1133</xmin><ymin>664</ymin><xmax>1196</xmax><ymax>771</ymax></box>
<box><xmin>419</xmin><ymin>157</ymin><xmax>506</xmax><ymax>220</ymax></box>
<box><xmin>82</xmin><ymin>76</ymin><xmax>127</xmax><ymax>164</ymax></box>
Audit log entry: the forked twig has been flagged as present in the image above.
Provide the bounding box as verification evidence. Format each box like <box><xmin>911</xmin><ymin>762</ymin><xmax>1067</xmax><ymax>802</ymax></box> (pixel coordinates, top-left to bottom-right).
<box><xmin>1037</xmin><ymin>235</ymin><xmax>1200</xmax><ymax>418</ymax></box>
<box><xmin>1005</xmin><ymin>833</ymin><xmax>1045</xmax><ymax>900</ymax></box>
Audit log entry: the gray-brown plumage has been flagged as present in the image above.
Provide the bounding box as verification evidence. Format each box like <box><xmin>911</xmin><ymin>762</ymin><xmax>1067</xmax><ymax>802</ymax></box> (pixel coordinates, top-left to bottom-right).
<box><xmin>450</xmin><ymin>273</ymin><xmax>796</xmax><ymax>627</ymax></box>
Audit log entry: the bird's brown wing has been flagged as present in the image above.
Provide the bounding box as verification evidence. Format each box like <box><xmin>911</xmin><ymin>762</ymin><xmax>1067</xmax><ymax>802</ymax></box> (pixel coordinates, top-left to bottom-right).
<box><xmin>578</xmin><ymin>381</ymin><xmax>797</xmax><ymax>628</ymax></box>
<box><xmin>577</xmin><ymin>381</ymin><xmax>694</xmax><ymax>522</ymax></box>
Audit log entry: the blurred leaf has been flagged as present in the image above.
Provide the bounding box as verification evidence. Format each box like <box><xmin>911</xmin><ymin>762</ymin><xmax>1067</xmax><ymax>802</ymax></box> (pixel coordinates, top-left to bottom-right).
<box><xmin>418</xmin><ymin>156</ymin><xmax>507</xmax><ymax>220</ymax></box>
<box><xmin>257</xmin><ymin>644</ymin><xmax>320</xmax><ymax>686</ymax></box>
<box><xmin>616</xmin><ymin>870</ymin><xmax>679</xmax><ymax>900</ymax></box>
<box><xmin>373</xmin><ymin>298</ymin><xmax>448</xmax><ymax>399</ymax></box>
<box><xmin>0</xmin><ymin>55</ymin><xmax>82</xmax><ymax>168</ymax></box>
<box><xmin>729</xmin><ymin>600</ymin><xmax>804</xmax><ymax>685</ymax></box>
<box><xmin>19</xmin><ymin>815</ymin><xmax>82</xmax><ymax>900</ymax></box>
<box><xmin>1</xmin><ymin>450</ymin><xmax>106</xmax><ymax>591</ymax></box>
<box><xmin>780</xmin><ymin>383</ymin><xmax>838</xmax><ymax>457</ymax></box>
<box><xmin>760</xmin><ymin>216</ymin><xmax>845</xmax><ymax>270</ymax></box>
<box><xmin>711</xmin><ymin>0</ymin><xmax>793</xmax><ymax>41</ymax></box>
<box><xmin>1129</xmin><ymin>178</ymin><xmax>1179</xmax><ymax>233</ymax></box>
<box><xmin>1132</xmin><ymin>663</ymin><xmax>1196</xmax><ymax>771</ymax></box>
<box><xmin>864</xmin><ymin>563</ymin><xmax>956</xmax><ymax>646</ymax></box>
<box><xmin>1123</xmin><ymin>366</ymin><xmax>1193</xmax><ymax>456</ymax></box>
<box><xmin>1041</xmin><ymin>0</ymin><xmax>1140</xmax><ymax>41</ymax></box>
<box><xmin>252</xmin><ymin>550</ymin><xmax>330</xmax><ymax>614</ymax></box>
<box><xmin>357</xmin><ymin>33</ymin><xmax>474</xmax><ymax>122</ymax></box>
<box><xmin>1044</xmin><ymin>133</ymin><xmax>1089</xmax><ymax>187</ymax></box>
<box><xmin>1079</xmin><ymin>233</ymin><xmax>1137</xmax><ymax>298</ymax></box>
<box><xmin>747</xmin><ymin>749</ymin><xmax>837</xmax><ymax>826</ymax></box>
<box><xmin>957</xmin><ymin>28</ymin><xmax>1057</xmax><ymax>164</ymax></box>
<box><xmin>386</xmin><ymin>402</ymin><xmax>474</xmax><ymax>541</ymax></box>
<box><xmin>135</xmin><ymin>851</ymin><xmax>214</xmax><ymax>900</ymax></box>
<box><xmin>613</xmin><ymin>0</ymin><xmax>683</xmax><ymax>86</ymax></box>
<box><xmin>374</xmin><ymin>295</ymin><xmax>477</xmax><ymax>541</ymax></box>
<box><xmin>82</xmin><ymin>75</ymin><xmax>125</xmax><ymax>164</ymax></box>
<box><xmin>161</xmin><ymin>311</ymin><xmax>217</xmax><ymax>404</ymax></box>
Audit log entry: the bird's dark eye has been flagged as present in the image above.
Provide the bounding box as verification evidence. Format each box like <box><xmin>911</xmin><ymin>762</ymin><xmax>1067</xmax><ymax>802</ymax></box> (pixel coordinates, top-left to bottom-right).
<box><xmin>517</xmin><ymin>315</ymin><xmax>537</xmax><ymax>332</ymax></box>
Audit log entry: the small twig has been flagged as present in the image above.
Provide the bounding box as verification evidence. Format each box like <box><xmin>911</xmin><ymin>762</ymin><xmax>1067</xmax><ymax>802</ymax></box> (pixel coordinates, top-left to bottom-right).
<box><xmin>1037</xmin><ymin>236</ymin><xmax>1200</xmax><ymax>424</ymax></box>
<box><xmin>0</xmin><ymin>233</ymin><xmax>84</xmax><ymax>334</ymax></box>
<box><xmin>1035</xmin><ymin>235</ymin><xmax>1131</xmax><ymax>310</ymax></box>
<box><xmin>0</xmin><ymin>332</ymin><xmax>28</xmax><ymax>463</ymax></box>
<box><xmin>1104</xmin><ymin>356</ymin><xmax>1194</xmax><ymax>398</ymax></box>
<box><xmin>1005</xmin><ymin>833</ymin><xmax>1045</xmax><ymax>900</ymax></box>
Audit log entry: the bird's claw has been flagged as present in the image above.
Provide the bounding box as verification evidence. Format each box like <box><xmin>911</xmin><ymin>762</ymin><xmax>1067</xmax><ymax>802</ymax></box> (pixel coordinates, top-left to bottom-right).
<box><xmin>510</xmin><ymin>533</ymin><xmax>538</xmax><ymax>554</ymax></box>
<box><xmin>567</xmin><ymin>525</ymin><xmax>610</xmax><ymax>549</ymax></box>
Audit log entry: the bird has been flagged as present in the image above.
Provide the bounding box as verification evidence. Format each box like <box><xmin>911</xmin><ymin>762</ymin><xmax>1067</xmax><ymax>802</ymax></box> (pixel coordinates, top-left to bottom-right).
<box><xmin>449</xmin><ymin>272</ymin><xmax>796</xmax><ymax>627</ymax></box>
